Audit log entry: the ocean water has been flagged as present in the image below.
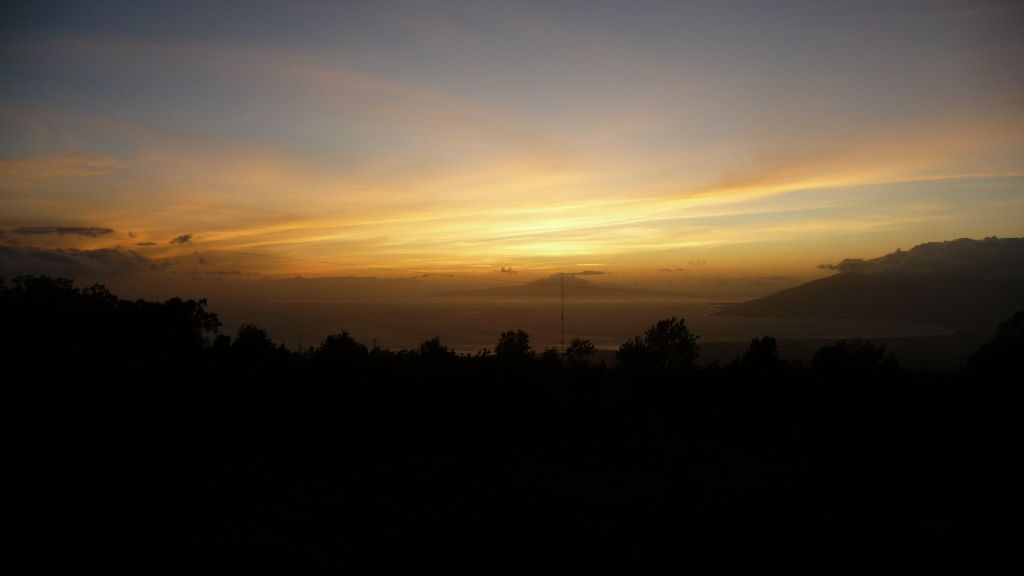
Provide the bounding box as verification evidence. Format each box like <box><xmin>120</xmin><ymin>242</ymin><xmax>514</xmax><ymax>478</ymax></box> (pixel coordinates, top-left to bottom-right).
<box><xmin>211</xmin><ymin>299</ymin><xmax>953</xmax><ymax>353</ymax></box>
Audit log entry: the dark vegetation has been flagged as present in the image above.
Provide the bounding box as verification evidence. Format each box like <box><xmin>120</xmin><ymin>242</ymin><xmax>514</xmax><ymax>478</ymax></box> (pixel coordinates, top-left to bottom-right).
<box><xmin>5</xmin><ymin>276</ymin><xmax>1021</xmax><ymax>573</ymax></box>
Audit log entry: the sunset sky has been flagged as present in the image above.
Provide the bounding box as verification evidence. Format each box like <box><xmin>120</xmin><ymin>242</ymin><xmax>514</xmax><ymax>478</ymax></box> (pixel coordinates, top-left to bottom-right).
<box><xmin>2</xmin><ymin>1</ymin><xmax>1022</xmax><ymax>288</ymax></box>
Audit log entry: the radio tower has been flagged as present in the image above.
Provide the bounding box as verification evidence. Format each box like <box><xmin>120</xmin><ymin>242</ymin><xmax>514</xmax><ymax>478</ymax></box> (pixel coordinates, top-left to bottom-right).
<box><xmin>560</xmin><ymin>273</ymin><xmax>565</xmax><ymax>354</ymax></box>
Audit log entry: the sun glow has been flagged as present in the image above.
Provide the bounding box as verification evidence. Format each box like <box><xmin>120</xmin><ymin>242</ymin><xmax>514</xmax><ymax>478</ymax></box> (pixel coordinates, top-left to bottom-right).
<box><xmin>2</xmin><ymin>3</ymin><xmax>1022</xmax><ymax>286</ymax></box>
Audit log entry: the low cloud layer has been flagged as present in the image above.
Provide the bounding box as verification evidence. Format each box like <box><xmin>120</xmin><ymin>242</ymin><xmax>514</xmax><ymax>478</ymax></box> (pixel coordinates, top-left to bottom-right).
<box><xmin>561</xmin><ymin>270</ymin><xmax>607</xmax><ymax>276</ymax></box>
<box><xmin>818</xmin><ymin>237</ymin><xmax>1024</xmax><ymax>279</ymax></box>
<box><xmin>170</xmin><ymin>234</ymin><xmax>193</xmax><ymax>245</ymax></box>
<box><xmin>0</xmin><ymin>244</ymin><xmax>153</xmax><ymax>278</ymax></box>
<box><xmin>14</xmin><ymin>226</ymin><xmax>114</xmax><ymax>237</ymax></box>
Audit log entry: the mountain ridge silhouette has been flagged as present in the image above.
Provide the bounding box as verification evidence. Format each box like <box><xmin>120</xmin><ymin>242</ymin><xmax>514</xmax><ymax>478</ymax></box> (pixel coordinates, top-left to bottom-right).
<box><xmin>717</xmin><ymin>237</ymin><xmax>1024</xmax><ymax>333</ymax></box>
<box><xmin>444</xmin><ymin>274</ymin><xmax>624</xmax><ymax>299</ymax></box>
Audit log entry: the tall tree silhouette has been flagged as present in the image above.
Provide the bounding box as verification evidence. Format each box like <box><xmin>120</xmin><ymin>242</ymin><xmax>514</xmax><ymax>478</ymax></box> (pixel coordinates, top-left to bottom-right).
<box><xmin>495</xmin><ymin>329</ymin><xmax>533</xmax><ymax>363</ymax></box>
<box><xmin>565</xmin><ymin>337</ymin><xmax>596</xmax><ymax>366</ymax></box>
<box><xmin>617</xmin><ymin>316</ymin><xmax>699</xmax><ymax>372</ymax></box>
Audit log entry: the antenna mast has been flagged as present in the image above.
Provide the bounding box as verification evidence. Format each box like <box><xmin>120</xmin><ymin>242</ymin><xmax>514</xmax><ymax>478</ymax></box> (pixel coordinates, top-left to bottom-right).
<box><xmin>560</xmin><ymin>273</ymin><xmax>565</xmax><ymax>354</ymax></box>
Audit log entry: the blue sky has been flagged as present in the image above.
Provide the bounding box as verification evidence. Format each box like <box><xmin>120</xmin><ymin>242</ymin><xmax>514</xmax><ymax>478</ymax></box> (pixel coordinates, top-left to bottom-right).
<box><xmin>1</xmin><ymin>0</ymin><xmax>1022</xmax><ymax>283</ymax></box>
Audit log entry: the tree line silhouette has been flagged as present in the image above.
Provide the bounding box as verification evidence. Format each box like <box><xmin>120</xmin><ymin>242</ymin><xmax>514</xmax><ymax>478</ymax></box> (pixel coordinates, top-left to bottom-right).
<box><xmin>4</xmin><ymin>276</ymin><xmax>1020</xmax><ymax>573</ymax></box>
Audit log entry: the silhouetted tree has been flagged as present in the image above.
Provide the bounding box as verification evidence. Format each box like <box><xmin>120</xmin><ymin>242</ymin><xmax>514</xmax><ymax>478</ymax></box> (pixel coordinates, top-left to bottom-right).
<box><xmin>617</xmin><ymin>316</ymin><xmax>699</xmax><ymax>372</ymax></box>
<box><xmin>212</xmin><ymin>333</ymin><xmax>232</xmax><ymax>350</ymax></box>
<box><xmin>539</xmin><ymin>347</ymin><xmax>562</xmax><ymax>368</ymax></box>
<box><xmin>153</xmin><ymin>296</ymin><xmax>222</xmax><ymax>349</ymax></box>
<box><xmin>495</xmin><ymin>329</ymin><xmax>533</xmax><ymax>362</ymax></box>
<box><xmin>811</xmin><ymin>338</ymin><xmax>899</xmax><ymax>377</ymax></box>
<box><xmin>0</xmin><ymin>275</ymin><xmax>220</xmax><ymax>372</ymax></box>
<box><xmin>418</xmin><ymin>336</ymin><xmax>455</xmax><ymax>364</ymax></box>
<box><xmin>616</xmin><ymin>334</ymin><xmax>646</xmax><ymax>370</ymax></box>
<box><xmin>316</xmin><ymin>330</ymin><xmax>369</xmax><ymax>366</ymax></box>
<box><xmin>736</xmin><ymin>336</ymin><xmax>783</xmax><ymax>375</ymax></box>
<box><xmin>968</xmin><ymin>310</ymin><xmax>1024</xmax><ymax>375</ymax></box>
<box><xmin>233</xmin><ymin>324</ymin><xmax>276</xmax><ymax>355</ymax></box>
<box><xmin>4</xmin><ymin>274</ymin><xmax>1018</xmax><ymax>574</ymax></box>
<box><xmin>565</xmin><ymin>338</ymin><xmax>596</xmax><ymax>366</ymax></box>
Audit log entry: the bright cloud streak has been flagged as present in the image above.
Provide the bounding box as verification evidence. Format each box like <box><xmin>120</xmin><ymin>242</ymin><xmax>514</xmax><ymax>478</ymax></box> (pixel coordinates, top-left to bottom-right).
<box><xmin>1</xmin><ymin>1</ymin><xmax>1022</xmax><ymax>286</ymax></box>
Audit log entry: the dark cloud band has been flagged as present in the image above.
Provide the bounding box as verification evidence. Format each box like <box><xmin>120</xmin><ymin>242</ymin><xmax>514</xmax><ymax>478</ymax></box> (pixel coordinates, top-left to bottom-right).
<box><xmin>14</xmin><ymin>226</ymin><xmax>114</xmax><ymax>237</ymax></box>
<box><xmin>0</xmin><ymin>245</ymin><xmax>152</xmax><ymax>278</ymax></box>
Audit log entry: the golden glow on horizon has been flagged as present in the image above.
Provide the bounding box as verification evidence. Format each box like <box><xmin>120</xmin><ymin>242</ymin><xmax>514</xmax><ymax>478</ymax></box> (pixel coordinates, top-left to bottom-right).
<box><xmin>4</xmin><ymin>145</ymin><xmax>1017</xmax><ymax>279</ymax></box>
<box><xmin>2</xmin><ymin>6</ymin><xmax>1023</xmax><ymax>283</ymax></box>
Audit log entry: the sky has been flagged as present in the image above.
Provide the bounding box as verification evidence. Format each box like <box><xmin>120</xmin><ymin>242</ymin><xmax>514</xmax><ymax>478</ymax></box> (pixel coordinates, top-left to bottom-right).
<box><xmin>1</xmin><ymin>0</ymin><xmax>1022</xmax><ymax>293</ymax></box>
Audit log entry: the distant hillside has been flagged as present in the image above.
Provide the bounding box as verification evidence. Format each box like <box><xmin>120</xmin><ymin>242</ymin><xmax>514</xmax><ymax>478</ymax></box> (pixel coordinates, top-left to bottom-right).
<box><xmin>446</xmin><ymin>274</ymin><xmax>647</xmax><ymax>300</ymax></box>
<box><xmin>717</xmin><ymin>237</ymin><xmax>1024</xmax><ymax>333</ymax></box>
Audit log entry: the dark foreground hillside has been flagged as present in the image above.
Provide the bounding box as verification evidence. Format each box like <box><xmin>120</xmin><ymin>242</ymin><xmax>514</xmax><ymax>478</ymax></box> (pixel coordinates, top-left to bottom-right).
<box><xmin>4</xmin><ymin>277</ymin><xmax>1021</xmax><ymax>574</ymax></box>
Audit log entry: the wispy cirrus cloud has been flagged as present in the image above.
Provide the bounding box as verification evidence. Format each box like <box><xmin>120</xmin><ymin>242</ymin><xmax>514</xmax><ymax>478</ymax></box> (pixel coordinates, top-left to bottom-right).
<box><xmin>2</xmin><ymin>6</ymin><xmax>1021</xmax><ymax>282</ymax></box>
<box><xmin>0</xmin><ymin>153</ymin><xmax>119</xmax><ymax>180</ymax></box>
